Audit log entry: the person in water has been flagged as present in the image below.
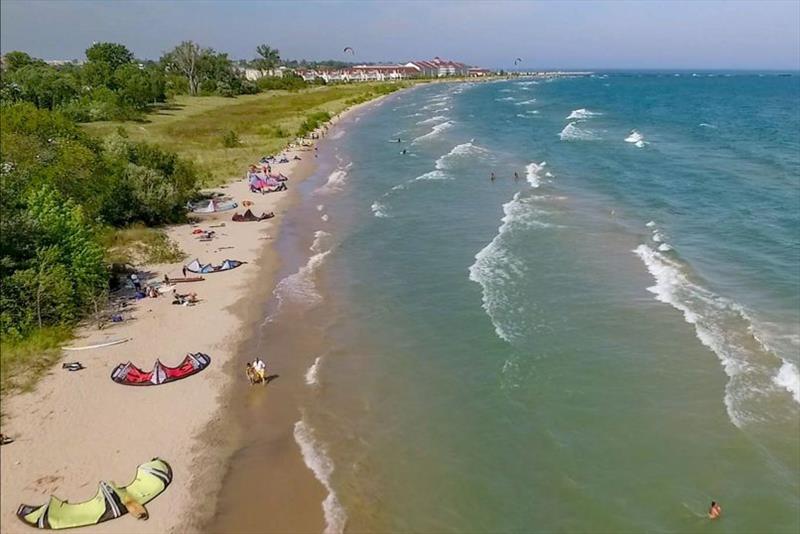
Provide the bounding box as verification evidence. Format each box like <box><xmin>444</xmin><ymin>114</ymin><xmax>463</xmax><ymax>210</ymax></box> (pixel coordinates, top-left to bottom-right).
<box><xmin>490</xmin><ymin>172</ymin><xmax>496</xmax><ymax>182</ymax></box>
<box><xmin>397</xmin><ymin>138</ymin><xmax>402</xmax><ymax>143</ymax></box>
<box><xmin>401</xmin><ymin>149</ymin><xmax>407</xmax><ymax>155</ymax></box>
<box><xmin>514</xmin><ymin>171</ymin><xmax>520</xmax><ymax>181</ymax></box>
<box><xmin>708</xmin><ymin>501</ymin><xmax>722</xmax><ymax>520</ymax></box>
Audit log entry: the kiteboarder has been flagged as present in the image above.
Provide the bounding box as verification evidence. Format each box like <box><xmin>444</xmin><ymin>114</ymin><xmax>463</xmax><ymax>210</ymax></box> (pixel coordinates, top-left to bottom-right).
<box><xmin>514</xmin><ymin>171</ymin><xmax>520</xmax><ymax>182</ymax></box>
<box><xmin>491</xmin><ymin>172</ymin><xmax>496</xmax><ymax>182</ymax></box>
<box><xmin>401</xmin><ymin>149</ymin><xmax>407</xmax><ymax>155</ymax></box>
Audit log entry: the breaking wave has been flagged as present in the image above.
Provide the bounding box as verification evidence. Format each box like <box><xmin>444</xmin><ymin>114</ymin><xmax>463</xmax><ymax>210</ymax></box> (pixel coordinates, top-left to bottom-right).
<box><xmin>412</xmin><ymin>121</ymin><xmax>454</xmax><ymax>144</ymax></box>
<box><xmin>371</xmin><ymin>201</ymin><xmax>390</xmax><ymax>218</ymax></box>
<box><xmin>625</xmin><ymin>130</ymin><xmax>647</xmax><ymax>148</ymax></box>
<box><xmin>294</xmin><ymin>418</ymin><xmax>347</xmax><ymax>534</ymax></box>
<box><xmin>566</xmin><ymin>108</ymin><xmax>602</xmax><ymax>120</ymax></box>
<box><xmin>525</xmin><ymin>161</ymin><xmax>548</xmax><ymax>188</ymax></box>
<box><xmin>417</xmin><ymin>115</ymin><xmax>449</xmax><ymax>125</ymax></box>
<box><xmin>633</xmin><ymin>232</ymin><xmax>799</xmax><ymax>426</ymax></box>
<box><xmin>316</xmin><ymin>165</ymin><xmax>351</xmax><ymax>194</ymax></box>
<box><xmin>469</xmin><ymin>191</ymin><xmax>561</xmax><ymax>343</ymax></box>
<box><xmin>514</xmin><ymin>98</ymin><xmax>537</xmax><ymax>106</ymax></box>
<box><xmin>435</xmin><ymin>141</ymin><xmax>490</xmax><ymax>170</ymax></box>
<box><xmin>559</xmin><ymin>122</ymin><xmax>597</xmax><ymax>141</ymax></box>
<box><xmin>305</xmin><ymin>356</ymin><xmax>322</xmax><ymax>386</ymax></box>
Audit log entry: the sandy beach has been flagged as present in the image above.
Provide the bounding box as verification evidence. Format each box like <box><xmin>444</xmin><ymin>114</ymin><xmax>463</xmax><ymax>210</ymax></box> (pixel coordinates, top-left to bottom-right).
<box><xmin>0</xmin><ymin>102</ymin><xmax>369</xmax><ymax>533</ymax></box>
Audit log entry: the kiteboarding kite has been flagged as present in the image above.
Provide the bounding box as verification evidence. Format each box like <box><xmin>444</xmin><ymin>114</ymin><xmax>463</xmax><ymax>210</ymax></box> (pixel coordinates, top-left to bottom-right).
<box><xmin>185</xmin><ymin>258</ymin><xmax>245</xmax><ymax>274</ymax></box>
<box><xmin>111</xmin><ymin>353</ymin><xmax>211</xmax><ymax>386</ymax></box>
<box><xmin>343</xmin><ymin>46</ymin><xmax>354</xmax><ymax>55</ymax></box>
<box><xmin>17</xmin><ymin>459</ymin><xmax>172</xmax><ymax>529</ymax></box>
<box><xmin>514</xmin><ymin>57</ymin><xmax>523</xmax><ymax>65</ymax></box>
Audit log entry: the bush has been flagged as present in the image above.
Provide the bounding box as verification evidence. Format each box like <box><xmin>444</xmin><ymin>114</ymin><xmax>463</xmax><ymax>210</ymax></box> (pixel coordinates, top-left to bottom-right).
<box><xmin>257</xmin><ymin>73</ymin><xmax>308</xmax><ymax>92</ymax></box>
<box><xmin>222</xmin><ymin>130</ymin><xmax>240</xmax><ymax>147</ymax></box>
<box><xmin>296</xmin><ymin>111</ymin><xmax>331</xmax><ymax>137</ymax></box>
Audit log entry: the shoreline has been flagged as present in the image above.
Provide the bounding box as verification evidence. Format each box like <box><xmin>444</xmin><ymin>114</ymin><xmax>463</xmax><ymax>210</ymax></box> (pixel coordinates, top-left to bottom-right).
<box><xmin>0</xmin><ymin>93</ymin><xmax>399</xmax><ymax>534</ymax></box>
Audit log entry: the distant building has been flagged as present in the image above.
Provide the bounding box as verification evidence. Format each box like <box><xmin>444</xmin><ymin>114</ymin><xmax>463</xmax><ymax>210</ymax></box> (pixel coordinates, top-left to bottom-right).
<box><xmin>407</xmin><ymin>58</ymin><xmax>469</xmax><ymax>77</ymax></box>
<box><xmin>467</xmin><ymin>68</ymin><xmax>492</xmax><ymax>77</ymax></box>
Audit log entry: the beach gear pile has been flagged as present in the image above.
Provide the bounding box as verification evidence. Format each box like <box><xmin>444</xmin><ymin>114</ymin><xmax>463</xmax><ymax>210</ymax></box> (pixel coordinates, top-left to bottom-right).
<box><xmin>232</xmin><ymin>209</ymin><xmax>274</xmax><ymax>222</ymax></box>
<box><xmin>16</xmin><ymin>458</ymin><xmax>172</xmax><ymax>529</ymax></box>
<box><xmin>111</xmin><ymin>353</ymin><xmax>211</xmax><ymax>386</ymax></box>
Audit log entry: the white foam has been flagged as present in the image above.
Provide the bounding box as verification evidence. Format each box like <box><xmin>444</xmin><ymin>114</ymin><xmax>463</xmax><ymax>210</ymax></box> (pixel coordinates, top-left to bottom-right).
<box><xmin>435</xmin><ymin>141</ymin><xmax>490</xmax><ymax>170</ymax></box>
<box><xmin>371</xmin><ymin>201</ymin><xmax>389</xmax><ymax>218</ymax></box>
<box><xmin>658</xmin><ymin>243</ymin><xmax>672</xmax><ymax>252</ymax></box>
<box><xmin>411</xmin><ymin>121</ymin><xmax>454</xmax><ymax>144</ymax></box>
<box><xmin>317</xmin><ymin>167</ymin><xmax>350</xmax><ymax>194</ymax></box>
<box><xmin>305</xmin><ymin>356</ymin><xmax>322</xmax><ymax>386</ymax></box>
<box><xmin>414</xmin><ymin>170</ymin><xmax>451</xmax><ymax>181</ymax></box>
<box><xmin>514</xmin><ymin>98</ymin><xmax>537</xmax><ymax>106</ymax></box>
<box><xmin>699</xmin><ymin>123</ymin><xmax>718</xmax><ymax>129</ymax></box>
<box><xmin>329</xmin><ymin>129</ymin><xmax>345</xmax><ymax>140</ymax></box>
<box><xmin>271</xmin><ymin>237</ymin><xmax>331</xmax><ymax>313</ymax></box>
<box><xmin>469</xmin><ymin>192</ymin><xmax>559</xmax><ymax>343</ymax></box>
<box><xmin>316</xmin><ymin>204</ymin><xmax>325</xmax><ymax>212</ymax></box>
<box><xmin>559</xmin><ymin>122</ymin><xmax>597</xmax><ymax>141</ymax></box>
<box><xmin>646</xmin><ymin>220</ymin><xmax>656</xmax><ymax>227</ymax></box>
<box><xmin>632</xmin><ymin>244</ymin><xmax>797</xmax><ymax>426</ymax></box>
<box><xmin>321</xmin><ymin>214</ymin><xmax>329</xmax><ymax>222</ymax></box>
<box><xmin>294</xmin><ymin>419</ymin><xmax>347</xmax><ymax>534</ymax></box>
<box><xmin>525</xmin><ymin>161</ymin><xmax>548</xmax><ymax>188</ymax></box>
<box><xmin>417</xmin><ymin>115</ymin><xmax>449</xmax><ymax>125</ymax></box>
<box><xmin>625</xmin><ymin>130</ymin><xmax>647</xmax><ymax>147</ymax></box>
<box><xmin>774</xmin><ymin>361</ymin><xmax>800</xmax><ymax>404</ymax></box>
<box><xmin>566</xmin><ymin>108</ymin><xmax>601</xmax><ymax>120</ymax></box>
<box><xmin>310</xmin><ymin>230</ymin><xmax>332</xmax><ymax>254</ymax></box>
<box><xmin>495</xmin><ymin>96</ymin><xmax>515</xmax><ymax>102</ymax></box>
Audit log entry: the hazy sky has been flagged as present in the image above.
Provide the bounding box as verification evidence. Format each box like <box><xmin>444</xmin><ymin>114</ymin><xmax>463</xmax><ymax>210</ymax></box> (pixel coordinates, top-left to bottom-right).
<box><xmin>2</xmin><ymin>0</ymin><xmax>799</xmax><ymax>69</ymax></box>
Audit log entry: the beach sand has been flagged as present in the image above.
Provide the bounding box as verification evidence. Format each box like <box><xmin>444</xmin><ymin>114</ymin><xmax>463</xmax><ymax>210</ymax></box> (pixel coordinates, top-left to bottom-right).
<box><xmin>0</xmin><ymin>149</ymin><xmax>320</xmax><ymax>534</ymax></box>
<box><xmin>0</xmin><ymin>97</ymin><xmax>387</xmax><ymax>534</ymax></box>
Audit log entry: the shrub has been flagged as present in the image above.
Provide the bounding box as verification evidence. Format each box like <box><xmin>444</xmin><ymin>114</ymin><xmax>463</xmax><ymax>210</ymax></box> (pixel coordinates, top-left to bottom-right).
<box><xmin>222</xmin><ymin>130</ymin><xmax>240</xmax><ymax>147</ymax></box>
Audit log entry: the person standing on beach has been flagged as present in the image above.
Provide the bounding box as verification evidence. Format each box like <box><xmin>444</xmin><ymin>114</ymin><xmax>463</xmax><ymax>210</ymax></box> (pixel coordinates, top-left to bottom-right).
<box><xmin>182</xmin><ymin>266</ymin><xmax>187</xmax><ymax>277</ymax></box>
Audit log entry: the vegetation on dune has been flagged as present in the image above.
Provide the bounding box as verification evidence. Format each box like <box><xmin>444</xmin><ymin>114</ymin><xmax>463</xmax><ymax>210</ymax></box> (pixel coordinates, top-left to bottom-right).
<box><xmin>0</xmin><ymin>40</ymin><xmax>408</xmax><ymax>394</ymax></box>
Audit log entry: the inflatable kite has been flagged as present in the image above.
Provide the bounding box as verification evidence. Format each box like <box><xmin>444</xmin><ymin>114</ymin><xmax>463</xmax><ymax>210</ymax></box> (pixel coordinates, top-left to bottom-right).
<box><xmin>17</xmin><ymin>458</ymin><xmax>172</xmax><ymax>529</ymax></box>
<box><xmin>185</xmin><ymin>258</ymin><xmax>245</xmax><ymax>274</ymax></box>
<box><xmin>111</xmin><ymin>353</ymin><xmax>211</xmax><ymax>386</ymax></box>
<box><xmin>232</xmin><ymin>209</ymin><xmax>275</xmax><ymax>222</ymax></box>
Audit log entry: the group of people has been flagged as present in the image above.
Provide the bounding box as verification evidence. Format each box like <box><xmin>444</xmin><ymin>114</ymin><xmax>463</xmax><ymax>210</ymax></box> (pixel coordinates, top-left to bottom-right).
<box><xmin>245</xmin><ymin>357</ymin><xmax>268</xmax><ymax>385</ymax></box>
<box><xmin>248</xmin><ymin>164</ymin><xmax>289</xmax><ymax>194</ymax></box>
<box><xmin>490</xmin><ymin>171</ymin><xmax>523</xmax><ymax>182</ymax></box>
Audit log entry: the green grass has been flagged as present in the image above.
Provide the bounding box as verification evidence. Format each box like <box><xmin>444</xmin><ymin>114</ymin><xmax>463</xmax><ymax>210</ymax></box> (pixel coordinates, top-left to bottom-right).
<box><xmin>1</xmin><ymin>326</ymin><xmax>73</xmax><ymax>396</ymax></box>
<box><xmin>83</xmin><ymin>83</ymin><xmax>410</xmax><ymax>187</ymax></box>
<box><xmin>100</xmin><ymin>224</ymin><xmax>186</xmax><ymax>266</ymax></box>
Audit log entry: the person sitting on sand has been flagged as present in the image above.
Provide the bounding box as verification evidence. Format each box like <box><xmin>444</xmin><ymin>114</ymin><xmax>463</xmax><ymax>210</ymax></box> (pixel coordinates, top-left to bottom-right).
<box><xmin>708</xmin><ymin>501</ymin><xmax>722</xmax><ymax>520</ymax></box>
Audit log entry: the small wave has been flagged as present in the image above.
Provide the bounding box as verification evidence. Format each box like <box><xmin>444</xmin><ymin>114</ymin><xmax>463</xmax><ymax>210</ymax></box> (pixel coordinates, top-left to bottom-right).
<box><xmin>435</xmin><ymin>141</ymin><xmax>490</xmax><ymax>170</ymax></box>
<box><xmin>271</xmin><ymin>236</ymin><xmax>331</xmax><ymax>314</ymax></box>
<box><xmin>414</xmin><ymin>170</ymin><xmax>451</xmax><ymax>181</ymax></box>
<box><xmin>559</xmin><ymin>122</ymin><xmax>597</xmax><ymax>141</ymax></box>
<box><xmin>317</xmin><ymin>167</ymin><xmax>350</xmax><ymax>194</ymax></box>
<box><xmin>329</xmin><ymin>129</ymin><xmax>345</xmax><ymax>140</ymax></box>
<box><xmin>316</xmin><ymin>204</ymin><xmax>325</xmax><ymax>212</ymax></box>
<box><xmin>566</xmin><ymin>108</ymin><xmax>601</xmax><ymax>120</ymax></box>
<box><xmin>525</xmin><ymin>161</ymin><xmax>548</xmax><ymax>188</ymax></box>
<box><xmin>321</xmin><ymin>214</ymin><xmax>329</xmax><ymax>222</ymax></box>
<box><xmin>469</xmin><ymin>192</ymin><xmax>560</xmax><ymax>343</ymax></box>
<box><xmin>411</xmin><ymin>121</ymin><xmax>454</xmax><ymax>144</ymax></box>
<box><xmin>514</xmin><ymin>99</ymin><xmax>537</xmax><ymax>106</ymax></box>
<box><xmin>417</xmin><ymin>115</ymin><xmax>449</xmax><ymax>125</ymax></box>
<box><xmin>625</xmin><ymin>130</ymin><xmax>647</xmax><ymax>148</ymax></box>
<box><xmin>310</xmin><ymin>230</ymin><xmax>332</xmax><ymax>254</ymax></box>
<box><xmin>305</xmin><ymin>356</ymin><xmax>322</xmax><ymax>386</ymax></box>
<box><xmin>516</xmin><ymin>80</ymin><xmax>539</xmax><ymax>86</ymax></box>
<box><xmin>699</xmin><ymin>123</ymin><xmax>718</xmax><ymax>129</ymax></box>
<box><xmin>774</xmin><ymin>361</ymin><xmax>800</xmax><ymax>404</ymax></box>
<box><xmin>495</xmin><ymin>96</ymin><xmax>516</xmax><ymax>102</ymax></box>
<box><xmin>294</xmin><ymin>419</ymin><xmax>347</xmax><ymax>534</ymax></box>
<box><xmin>633</xmin><ymin>243</ymin><xmax>797</xmax><ymax>426</ymax></box>
<box><xmin>371</xmin><ymin>201</ymin><xmax>390</xmax><ymax>218</ymax></box>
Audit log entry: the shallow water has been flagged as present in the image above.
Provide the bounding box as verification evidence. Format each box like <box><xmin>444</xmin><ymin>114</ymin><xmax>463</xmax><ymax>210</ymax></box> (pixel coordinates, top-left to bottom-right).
<box><xmin>267</xmin><ymin>75</ymin><xmax>799</xmax><ymax>532</ymax></box>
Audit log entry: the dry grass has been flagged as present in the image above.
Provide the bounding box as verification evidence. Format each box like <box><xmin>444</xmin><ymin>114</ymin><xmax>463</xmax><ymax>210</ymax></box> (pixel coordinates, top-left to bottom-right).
<box><xmin>1</xmin><ymin>326</ymin><xmax>72</xmax><ymax>397</ymax></box>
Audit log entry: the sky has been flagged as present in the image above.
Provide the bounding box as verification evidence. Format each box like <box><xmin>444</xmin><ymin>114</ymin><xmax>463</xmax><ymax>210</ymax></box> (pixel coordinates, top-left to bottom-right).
<box><xmin>2</xmin><ymin>0</ymin><xmax>799</xmax><ymax>70</ymax></box>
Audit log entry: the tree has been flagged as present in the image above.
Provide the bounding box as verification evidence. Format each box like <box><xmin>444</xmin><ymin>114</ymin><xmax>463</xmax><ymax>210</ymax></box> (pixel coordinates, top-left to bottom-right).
<box><xmin>85</xmin><ymin>42</ymin><xmax>134</xmax><ymax>72</ymax></box>
<box><xmin>163</xmin><ymin>41</ymin><xmax>202</xmax><ymax>96</ymax></box>
<box><xmin>2</xmin><ymin>51</ymin><xmax>44</xmax><ymax>73</ymax></box>
<box><xmin>254</xmin><ymin>44</ymin><xmax>281</xmax><ymax>76</ymax></box>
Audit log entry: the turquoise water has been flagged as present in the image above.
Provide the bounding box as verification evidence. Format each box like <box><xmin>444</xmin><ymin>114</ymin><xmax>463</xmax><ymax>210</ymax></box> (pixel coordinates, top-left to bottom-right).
<box><xmin>288</xmin><ymin>74</ymin><xmax>800</xmax><ymax>532</ymax></box>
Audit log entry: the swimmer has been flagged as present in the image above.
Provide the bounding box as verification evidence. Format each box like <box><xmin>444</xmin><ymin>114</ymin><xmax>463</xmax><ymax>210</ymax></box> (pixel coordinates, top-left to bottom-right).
<box><xmin>397</xmin><ymin>138</ymin><xmax>402</xmax><ymax>143</ymax></box>
<box><xmin>401</xmin><ymin>149</ymin><xmax>407</xmax><ymax>155</ymax></box>
<box><xmin>490</xmin><ymin>172</ymin><xmax>496</xmax><ymax>182</ymax></box>
<box><xmin>708</xmin><ymin>501</ymin><xmax>722</xmax><ymax>520</ymax></box>
<box><xmin>514</xmin><ymin>171</ymin><xmax>520</xmax><ymax>182</ymax></box>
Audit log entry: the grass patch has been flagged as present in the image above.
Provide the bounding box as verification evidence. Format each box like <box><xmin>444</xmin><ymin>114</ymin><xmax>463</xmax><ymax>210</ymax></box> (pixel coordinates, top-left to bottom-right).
<box><xmin>83</xmin><ymin>82</ymin><xmax>410</xmax><ymax>187</ymax></box>
<box><xmin>101</xmin><ymin>224</ymin><xmax>186</xmax><ymax>266</ymax></box>
<box><xmin>1</xmin><ymin>326</ymin><xmax>73</xmax><ymax>396</ymax></box>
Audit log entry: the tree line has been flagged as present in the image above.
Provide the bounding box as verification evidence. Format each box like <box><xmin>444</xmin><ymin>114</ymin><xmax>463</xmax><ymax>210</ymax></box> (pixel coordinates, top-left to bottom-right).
<box><xmin>0</xmin><ymin>41</ymin><xmax>326</xmax><ymax>122</ymax></box>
